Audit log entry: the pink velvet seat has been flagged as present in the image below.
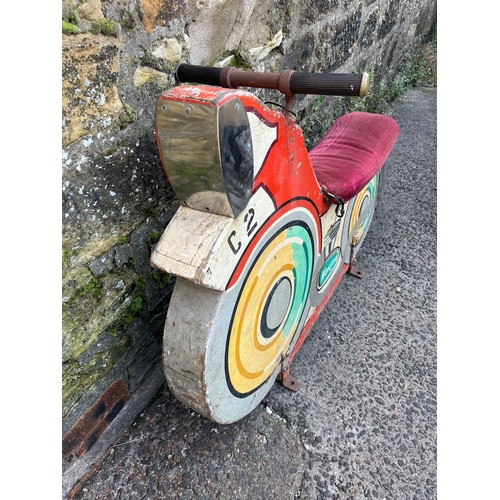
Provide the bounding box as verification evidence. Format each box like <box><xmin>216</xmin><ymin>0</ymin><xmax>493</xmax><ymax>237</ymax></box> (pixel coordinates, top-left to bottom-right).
<box><xmin>308</xmin><ymin>111</ymin><xmax>400</xmax><ymax>202</ymax></box>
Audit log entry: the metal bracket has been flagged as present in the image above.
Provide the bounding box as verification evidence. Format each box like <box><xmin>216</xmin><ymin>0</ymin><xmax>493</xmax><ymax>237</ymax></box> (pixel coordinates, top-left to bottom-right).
<box><xmin>347</xmin><ymin>261</ymin><xmax>364</xmax><ymax>279</ymax></box>
<box><xmin>348</xmin><ymin>264</ymin><xmax>364</xmax><ymax>279</ymax></box>
<box><xmin>281</xmin><ymin>370</ymin><xmax>300</xmax><ymax>392</ymax></box>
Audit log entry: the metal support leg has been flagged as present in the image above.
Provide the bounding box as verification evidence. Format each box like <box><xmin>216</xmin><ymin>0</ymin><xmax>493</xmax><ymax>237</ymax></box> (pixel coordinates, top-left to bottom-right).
<box><xmin>347</xmin><ymin>241</ymin><xmax>364</xmax><ymax>279</ymax></box>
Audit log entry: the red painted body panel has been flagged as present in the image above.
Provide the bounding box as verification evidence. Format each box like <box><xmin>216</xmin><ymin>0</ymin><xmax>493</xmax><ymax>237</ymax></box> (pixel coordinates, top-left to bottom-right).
<box><xmin>226</xmin><ymin>197</ymin><xmax>322</xmax><ymax>290</ymax></box>
<box><xmin>156</xmin><ymin>85</ymin><xmax>330</xmax><ymax>217</ymax></box>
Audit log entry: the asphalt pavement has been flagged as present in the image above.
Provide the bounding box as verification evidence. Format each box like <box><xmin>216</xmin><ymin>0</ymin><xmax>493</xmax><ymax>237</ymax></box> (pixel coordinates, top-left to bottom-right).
<box><xmin>73</xmin><ymin>86</ymin><xmax>437</xmax><ymax>500</ymax></box>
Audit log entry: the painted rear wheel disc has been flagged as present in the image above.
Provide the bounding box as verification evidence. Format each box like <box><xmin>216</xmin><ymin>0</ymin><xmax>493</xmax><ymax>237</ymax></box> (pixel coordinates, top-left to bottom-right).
<box><xmin>341</xmin><ymin>172</ymin><xmax>380</xmax><ymax>261</ymax></box>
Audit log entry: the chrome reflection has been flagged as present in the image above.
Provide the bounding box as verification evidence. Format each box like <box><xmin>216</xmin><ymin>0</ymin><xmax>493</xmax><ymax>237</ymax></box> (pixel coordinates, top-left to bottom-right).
<box><xmin>218</xmin><ymin>98</ymin><xmax>254</xmax><ymax>216</ymax></box>
<box><xmin>156</xmin><ymin>95</ymin><xmax>254</xmax><ymax>218</ymax></box>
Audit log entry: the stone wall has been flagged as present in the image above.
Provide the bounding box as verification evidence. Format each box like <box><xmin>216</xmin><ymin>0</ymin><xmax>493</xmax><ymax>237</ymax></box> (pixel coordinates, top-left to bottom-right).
<box><xmin>62</xmin><ymin>0</ymin><xmax>436</xmax><ymax>457</ymax></box>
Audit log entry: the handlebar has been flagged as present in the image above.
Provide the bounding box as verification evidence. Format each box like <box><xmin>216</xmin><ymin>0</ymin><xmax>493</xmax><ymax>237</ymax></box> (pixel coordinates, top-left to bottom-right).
<box><xmin>176</xmin><ymin>64</ymin><xmax>369</xmax><ymax>98</ymax></box>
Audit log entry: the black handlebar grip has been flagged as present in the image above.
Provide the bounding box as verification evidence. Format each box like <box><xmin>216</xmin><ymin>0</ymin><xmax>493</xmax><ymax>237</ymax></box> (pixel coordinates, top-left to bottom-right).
<box><xmin>176</xmin><ymin>64</ymin><xmax>222</xmax><ymax>86</ymax></box>
<box><xmin>289</xmin><ymin>72</ymin><xmax>369</xmax><ymax>97</ymax></box>
<box><xmin>175</xmin><ymin>63</ymin><xmax>369</xmax><ymax>97</ymax></box>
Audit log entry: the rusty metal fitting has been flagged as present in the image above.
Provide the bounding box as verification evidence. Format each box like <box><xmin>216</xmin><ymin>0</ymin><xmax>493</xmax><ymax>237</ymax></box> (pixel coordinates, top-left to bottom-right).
<box><xmin>278</xmin><ymin>69</ymin><xmax>294</xmax><ymax>96</ymax></box>
<box><xmin>220</xmin><ymin>66</ymin><xmax>237</xmax><ymax>88</ymax></box>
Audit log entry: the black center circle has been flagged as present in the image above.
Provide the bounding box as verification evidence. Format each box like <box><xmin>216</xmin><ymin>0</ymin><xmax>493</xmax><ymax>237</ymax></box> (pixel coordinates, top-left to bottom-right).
<box><xmin>260</xmin><ymin>276</ymin><xmax>293</xmax><ymax>339</ymax></box>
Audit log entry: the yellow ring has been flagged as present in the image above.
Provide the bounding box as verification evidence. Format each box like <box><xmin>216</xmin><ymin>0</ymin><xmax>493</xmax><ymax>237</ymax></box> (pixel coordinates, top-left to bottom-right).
<box><xmin>349</xmin><ymin>187</ymin><xmax>368</xmax><ymax>235</ymax></box>
<box><xmin>229</xmin><ymin>232</ymin><xmax>295</xmax><ymax>393</ymax></box>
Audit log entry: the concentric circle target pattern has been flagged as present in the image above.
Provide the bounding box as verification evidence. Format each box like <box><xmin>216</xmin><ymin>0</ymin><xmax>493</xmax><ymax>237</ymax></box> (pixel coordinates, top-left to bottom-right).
<box><xmin>225</xmin><ymin>222</ymin><xmax>314</xmax><ymax>397</ymax></box>
<box><xmin>349</xmin><ymin>174</ymin><xmax>378</xmax><ymax>237</ymax></box>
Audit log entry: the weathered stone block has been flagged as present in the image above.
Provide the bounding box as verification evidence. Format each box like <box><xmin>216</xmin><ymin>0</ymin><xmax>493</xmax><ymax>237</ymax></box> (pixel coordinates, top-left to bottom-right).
<box><xmin>77</xmin><ymin>0</ymin><xmax>104</xmax><ymax>21</ymax></box>
<box><xmin>62</xmin><ymin>132</ymin><xmax>175</xmax><ymax>265</ymax></box>
<box><xmin>236</xmin><ymin>0</ymin><xmax>284</xmax><ymax>60</ymax></box>
<box><xmin>316</xmin><ymin>4</ymin><xmax>362</xmax><ymax>71</ymax></box>
<box><xmin>133</xmin><ymin>66</ymin><xmax>170</xmax><ymax>88</ymax></box>
<box><xmin>62</xmin><ymin>0</ymin><xmax>81</xmax><ymax>23</ymax></box>
<box><xmin>62</xmin><ymin>265</ymin><xmax>138</xmax><ymax>362</ymax></box>
<box><xmin>188</xmin><ymin>0</ymin><xmax>244</xmax><ymax>65</ymax></box>
<box><xmin>89</xmin><ymin>249</ymin><xmax>115</xmax><ymax>277</ymax></box>
<box><xmin>140</xmin><ymin>0</ymin><xmax>187</xmax><ymax>33</ymax></box>
<box><xmin>62</xmin><ymin>264</ymin><xmax>95</xmax><ymax>301</ymax></box>
<box><xmin>283</xmin><ymin>34</ymin><xmax>315</xmax><ymax>72</ymax></box>
<box><xmin>360</xmin><ymin>7</ymin><xmax>379</xmax><ymax>49</ymax></box>
<box><xmin>62</xmin><ymin>332</ymin><xmax>132</xmax><ymax>419</ymax></box>
<box><xmin>378</xmin><ymin>0</ymin><xmax>400</xmax><ymax>39</ymax></box>
<box><xmin>299</xmin><ymin>0</ymin><xmax>339</xmax><ymax>26</ymax></box>
<box><xmin>62</xmin><ymin>33</ymin><xmax>124</xmax><ymax>147</ymax></box>
<box><xmin>115</xmin><ymin>243</ymin><xmax>133</xmax><ymax>267</ymax></box>
<box><xmin>332</xmin><ymin>3</ymin><xmax>363</xmax><ymax>67</ymax></box>
<box><xmin>152</xmin><ymin>37</ymin><xmax>183</xmax><ymax>63</ymax></box>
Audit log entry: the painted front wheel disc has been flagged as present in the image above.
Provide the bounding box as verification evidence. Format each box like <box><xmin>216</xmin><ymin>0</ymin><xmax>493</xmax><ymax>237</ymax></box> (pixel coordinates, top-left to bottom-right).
<box><xmin>162</xmin><ymin>210</ymin><xmax>317</xmax><ymax>423</ymax></box>
<box><xmin>226</xmin><ymin>222</ymin><xmax>313</xmax><ymax>397</ymax></box>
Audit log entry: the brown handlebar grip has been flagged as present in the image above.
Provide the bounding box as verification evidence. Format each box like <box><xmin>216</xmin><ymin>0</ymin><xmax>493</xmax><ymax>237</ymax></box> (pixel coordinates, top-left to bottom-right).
<box><xmin>289</xmin><ymin>72</ymin><xmax>369</xmax><ymax>97</ymax></box>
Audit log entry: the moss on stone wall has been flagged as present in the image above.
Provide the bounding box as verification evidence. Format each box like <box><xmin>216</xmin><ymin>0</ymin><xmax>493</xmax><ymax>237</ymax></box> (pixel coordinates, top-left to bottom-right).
<box><xmin>228</xmin><ymin>53</ymin><xmax>252</xmax><ymax>70</ymax></box>
<box><xmin>62</xmin><ymin>265</ymin><xmax>138</xmax><ymax>361</ymax></box>
<box><xmin>62</xmin><ymin>206</ymin><xmax>177</xmax><ymax>427</ymax></box>
<box><xmin>118</xmin><ymin>103</ymin><xmax>137</xmax><ymax>126</ymax></box>
<box><xmin>62</xmin><ymin>265</ymin><xmax>151</xmax><ymax>417</ymax></box>
<box><xmin>146</xmin><ymin>229</ymin><xmax>160</xmax><ymax>246</ymax></box>
<box><xmin>62</xmin><ymin>21</ymin><xmax>80</xmax><ymax>35</ymax></box>
<box><xmin>107</xmin><ymin>293</ymin><xmax>144</xmax><ymax>338</ymax></box>
<box><xmin>119</xmin><ymin>8</ymin><xmax>135</xmax><ymax>32</ymax></box>
<box><xmin>62</xmin><ymin>332</ymin><xmax>132</xmax><ymax>418</ymax></box>
<box><xmin>91</xmin><ymin>18</ymin><xmax>119</xmax><ymax>37</ymax></box>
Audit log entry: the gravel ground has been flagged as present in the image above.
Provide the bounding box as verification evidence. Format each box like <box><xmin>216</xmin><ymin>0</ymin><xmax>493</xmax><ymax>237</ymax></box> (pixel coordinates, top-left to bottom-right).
<box><xmin>74</xmin><ymin>86</ymin><xmax>437</xmax><ymax>500</ymax></box>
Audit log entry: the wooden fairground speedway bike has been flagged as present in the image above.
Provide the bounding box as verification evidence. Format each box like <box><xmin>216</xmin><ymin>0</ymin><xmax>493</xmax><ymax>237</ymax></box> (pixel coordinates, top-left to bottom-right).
<box><xmin>150</xmin><ymin>64</ymin><xmax>400</xmax><ymax>423</ymax></box>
